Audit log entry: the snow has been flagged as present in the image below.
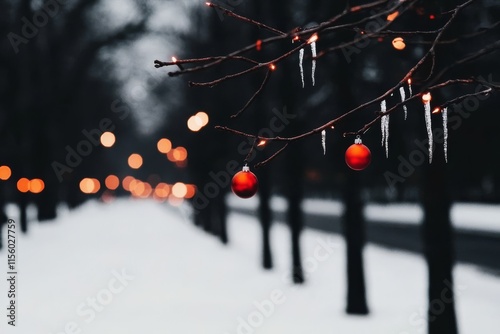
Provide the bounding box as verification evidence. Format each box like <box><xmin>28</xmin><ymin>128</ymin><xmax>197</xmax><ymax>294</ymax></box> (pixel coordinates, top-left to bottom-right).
<box><xmin>229</xmin><ymin>196</ymin><xmax>500</xmax><ymax>233</ymax></box>
<box><xmin>0</xmin><ymin>199</ymin><xmax>499</xmax><ymax>334</ymax></box>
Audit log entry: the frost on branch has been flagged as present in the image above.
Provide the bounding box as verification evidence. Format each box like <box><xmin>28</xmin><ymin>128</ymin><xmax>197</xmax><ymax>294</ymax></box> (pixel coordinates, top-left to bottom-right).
<box><xmin>310</xmin><ymin>41</ymin><xmax>317</xmax><ymax>86</ymax></box>
<box><xmin>399</xmin><ymin>86</ymin><xmax>408</xmax><ymax>120</ymax></box>
<box><xmin>422</xmin><ymin>93</ymin><xmax>433</xmax><ymax>163</ymax></box>
<box><xmin>380</xmin><ymin>100</ymin><xmax>389</xmax><ymax>158</ymax></box>
<box><xmin>443</xmin><ymin>107</ymin><xmax>448</xmax><ymax>163</ymax></box>
<box><xmin>299</xmin><ymin>48</ymin><xmax>305</xmax><ymax>88</ymax></box>
<box><xmin>321</xmin><ymin>130</ymin><xmax>326</xmax><ymax>155</ymax></box>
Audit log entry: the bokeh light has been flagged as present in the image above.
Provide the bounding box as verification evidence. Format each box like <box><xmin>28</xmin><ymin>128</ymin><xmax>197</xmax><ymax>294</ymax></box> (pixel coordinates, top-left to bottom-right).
<box><xmin>185</xmin><ymin>184</ymin><xmax>196</xmax><ymax>199</ymax></box>
<box><xmin>173</xmin><ymin>147</ymin><xmax>188</xmax><ymax>162</ymax></box>
<box><xmin>105</xmin><ymin>175</ymin><xmax>120</xmax><ymax>190</ymax></box>
<box><xmin>128</xmin><ymin>153</ymin><xmax>143</xmax><ymax>169</ymax></box>
<box><xmin>122</xmin><ymin>176</ymin><xmax>135</xmax><ymax>191</ymax></box>
<box><xmin>196</xmin><ymin>111</ymin><xmax>209</xmax><ymax>127</ymax></box>
<box><xmin>17</xmin><ymin>178</ymin><xmax>30</xmax><ymax>193</ymax></box>
<box><xmin>80</xmin><ymin>178</ymin><xmax>100</xmax><ymax>194</ymax></box>
<box><xmin>100</xmin><ymin>132</ymin><xmax>116</xmax><ymax>148</ymax></box>
<box><xmin>0</xmin><ymin>166</ymin><xmax>12</xmax><ymax>180</ymax></box>
<box><xmin>187</xmin><ymin>115</ymin><xmax>203</xmax><ymax>132</ymax></box>
<box><xmin>154</xmin><ymin>183</ymin><xmax>170</xmax><ymax>199</ymax></box>
<box><xmin>30</xmin><ymin>179</ymin><xmax>45</xmax><ymax>194</ymax></box>
<box><xmin>392</xmin><ymin>37</ymin><xmax>406</xmax><ymax>50</ymax></box>
<box><xmin>157</xmin><ymin>138</ymin><xmax>172</xmax><ymax>154</ymax></box>
<box><xmin>172</xmin><ymin>182</ymin><xmax>188</xmax><ymax>198</ymax></box>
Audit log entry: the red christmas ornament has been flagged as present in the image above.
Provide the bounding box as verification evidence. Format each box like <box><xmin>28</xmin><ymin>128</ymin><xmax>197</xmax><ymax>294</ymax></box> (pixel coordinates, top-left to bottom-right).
<box><xmin>345</xmin><ymin>137</ymin><xmax>371</xmax><ymax>171</ymax></box>
<box><xmin>231</xmin><ymin>165</ymin><xmax>258</xmax><ymax>198</ymax></box>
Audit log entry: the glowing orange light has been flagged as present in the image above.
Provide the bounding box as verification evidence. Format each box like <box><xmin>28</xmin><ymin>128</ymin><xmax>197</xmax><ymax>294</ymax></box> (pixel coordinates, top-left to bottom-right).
<box><xmin>256</xmin><ymin>39</ymin><xmax>262</xmax><ymax>51</ymax></box>
<box><xmin>185</xmin><ymin>184</ymin><xmax>196</xmax><ymax>199</ymax></box>
<box><xmin>205</xmin><ymin>2</ymin><xmax>212</xmax><ymax>6</ymax></box>
<box><xmin>91</xmin><ymin>179</ymin><xmax>100</xmax><ymax>193</ymax></box>
<box><xmin>172</xmin><ymin>182</ymin><xmax>188</xmax><ymax>198</ymax></box>
<box><xmin>122</xmin><ymin>176</ymin><xmax>135</xmax><ymax>191</ymax></box>
<box><xmin>80</xmin><ymin>178</ymin><xmax>95</xmax><ymax>194</ymax></box>
<box><xmin>187</xmin><ymin>115</ymin><xmax>203</xmax><ymax>132</ymax></box>
<box><xmin>196</xmin><ymin>111</ymin><xmax>209</xmax><ymax>127</ymax></box>
<box><xmin>154</xmin><ymin>183</ymin><xmax>170</xmax><ymax>199</ymax></box>
<box><xmin>100</xmin><ymin>132</ymin><xmax>116</xmax><ymax>148</ymax></box>
<box><xmin>128</xmin><ymin>153</ymin><xmax>143</xmax><ymax>169</ymax></box>
<box><xmin>172</xmin><ymin>56</ymin><xmax>178</xmax><ymax>62</ymax></box>
<box><xmin>408</xmin><ymin>78</ymin><xmax>412</xmax><ymax>85</ymax></box>
<box><xmin>422</xmin><ymin>92</ymin><xmax>432</xmax><ymax>103</ymax></box>
<box><xmin>292</xmin><ymin>36</ymin><xmax>300</xmax><ymax>42</ymax></box>
<box><xmin>17</xmin><ymin>178</ymin><xmax>30</xmax><ymax>193</ymax></box>
<box><xmin>157</xmin><ymin>138</ymin><xmax>172</xmax><ymax>154</ymax></box>
<box><xmin>392</xmin><ymin>37</ymin><xmax>406</xmax><ymax>50</ymax></box>
<box><xmin>0</xmin><ymin>166</ymin><xmax>12</xmax><ymax>180</ymax></box>
<box><xmin>257</xmin><ymin>140</ymin><xmax>267</xmax><ymax>147</ymax></box>
<box><xmin>173</xmin><ymin>147</ymin><xmax>188</xmax><ymax>162</ymax></box>
<box><xmin>307</xmin><ymin>33</ymin><xmax>318</xmax><ymax>44</ymax></box>
<box><xmin>167</xmin><ymin>150</ymin><xmax>176</xmax><ymax>162</ymax></box>
<box><xmin>432</xmin><ymin>107</ymin><xmax>441</xmax><ymax>114</ymax></box>
<box><xmin>141</xmin><ymin>182</ymin><xmax>153</xmax><ymax>198</ymax></box>
<box><xmin>429</xmin><ymin>14</ymin><xmax>435</xmax><ymax>20</ymax></box>
<box><xmin>269</xmin><ymin>64</ymin><xmax>276</xmax><ymax>71</ymax></box>
<box><xmin>30</xmin><ymin>179</ymin><xmax>45</xmax><ymax>194</ymax></box>
<box><xmin>131</xmin><ymin>180</ymin><xmax>144</xmax><ymax>197</ymax></box>
<box><xmin>105</xmin><ymin>175</ymin><xmax>120</xmax><ymax>190</ymax></box>
<box><xmin>387</xmin><ymin>11</ymin><xmax>399</xmax><ymax>21</ymax></box>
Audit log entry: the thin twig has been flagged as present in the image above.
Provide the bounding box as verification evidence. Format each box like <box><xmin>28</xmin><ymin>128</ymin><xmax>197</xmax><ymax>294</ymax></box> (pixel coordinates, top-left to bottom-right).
<box><xmin>231</xmin><ymin>69</ymin><xmax>272</xmax><ymax>118</ymax></box>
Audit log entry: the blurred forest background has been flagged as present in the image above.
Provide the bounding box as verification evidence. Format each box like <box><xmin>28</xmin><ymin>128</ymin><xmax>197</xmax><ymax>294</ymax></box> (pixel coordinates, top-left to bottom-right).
<box><xmin>0</xmin><ymin>0</ymin><xmax>499</xmax><ymax>334</ymax></box>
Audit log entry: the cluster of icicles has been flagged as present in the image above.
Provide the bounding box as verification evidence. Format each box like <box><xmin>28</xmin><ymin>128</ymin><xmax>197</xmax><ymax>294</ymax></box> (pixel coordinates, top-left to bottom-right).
<box><xmin>379</xmin><ymin>82</ymin><xmax>448</xmax><ymax>164</ymax></box>
<box><xmin>297</xmin><ymin>55</ymin><xmax>449</xmax><ymax>162</ymax></box>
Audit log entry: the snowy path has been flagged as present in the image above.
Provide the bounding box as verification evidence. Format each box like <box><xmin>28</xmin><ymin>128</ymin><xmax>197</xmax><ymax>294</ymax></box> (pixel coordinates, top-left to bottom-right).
<box><xmin>1</xmin><ymin>199</ymin><xmax>499</xmax><ymax>334</ymax></box>
<box><xmin>229</xmin><ymin>196</ymin><xmax>500</xmax><ymax>234</ymax></box>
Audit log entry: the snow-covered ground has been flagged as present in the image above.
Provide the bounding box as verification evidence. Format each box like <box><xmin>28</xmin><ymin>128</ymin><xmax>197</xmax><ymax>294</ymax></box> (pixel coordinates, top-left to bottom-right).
<box><xmin>228</xmin><ymin>196</ymin><xmax>500</xmax><ymax>234</ymax></box>
<box><xmin>0</xmin><ymin>198</ymin><xmax>499</xmax><ymax>334</ymax></box>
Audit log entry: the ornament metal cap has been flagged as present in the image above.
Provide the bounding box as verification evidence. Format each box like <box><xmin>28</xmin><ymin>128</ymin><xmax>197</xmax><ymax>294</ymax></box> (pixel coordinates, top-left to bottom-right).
<box><xmin>354</xmin><ymin>135</ymin><xmax>362</xmax><ymax>144</ymax></box>
<box><xmin>242</xmin><ymin>165</ymin><xmax>250</xmax><ymax>172</ymax></box>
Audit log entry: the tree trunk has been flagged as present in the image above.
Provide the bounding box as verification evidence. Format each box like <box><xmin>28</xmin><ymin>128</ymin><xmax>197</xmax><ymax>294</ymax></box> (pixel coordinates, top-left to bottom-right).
<box><xmin>343</xmin><ymin>173</ymin><xmax>369</xmax><ymax>314</ymax></box>
<box><xmin>19</xmin><ymin>196</ymin><xmax>28</xmax><ymax>233</ymax></box>
<box><xmin>286</xmin><ymin>148</ymin><xmax>305</xmax><ymax>284</ymax></box>
<box><xmin>422</xmin><ymin>157</ymin><xmax>458</xmax><ymax>334</ymax></box>
<box><xmin>215</xmin><ymin>194</ymin><xmax>228</xmax><ymax>244</ymax></box>
<box><xmin>259</xmin><ymin>168</ymin><xmax>273</xmax><ymax>269</ymax></box>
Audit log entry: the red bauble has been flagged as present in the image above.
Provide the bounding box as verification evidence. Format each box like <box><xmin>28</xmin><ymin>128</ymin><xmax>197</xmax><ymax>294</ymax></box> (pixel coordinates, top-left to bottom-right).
<box><xmin>231</xmin><ymin>166</ymin><xmax>258</xmax><ymax>198</ymax></box>
<box><xmin>345</xmin><ymin>137</ymin><xmax>371</xmax><ymax>171</ymax></box>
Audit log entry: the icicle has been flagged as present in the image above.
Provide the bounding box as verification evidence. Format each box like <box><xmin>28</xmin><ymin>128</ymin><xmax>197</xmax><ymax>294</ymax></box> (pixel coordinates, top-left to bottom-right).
<box><xmin>443</xmin><ymin>107</ymin><xmax>448</xmax><ymax>163</ymax></box>
<box><xmin>408</xmin><ymin>79</ymin><xmax>413</xmax><ymax>97</ymax></box>
<box><xmin>299</xmin><ymin>48</ymin><xmax>305</xmax><ymax>88</ymax></box>
<box><xmin>424</xmin><ymin>100</ymin><xmax>433</xmax><ymax>163</ymax></box>
<box><xmin>385</xmin><ymin>115</ymin><xmax>390</xmax><ymax>158</ymax></box>
<box><xmin>399</xmin><ymin>86</ymin><xmax>408</xmax><ymax>120</ymax></box>
<box><xmin>380</xmin><ymin>100</ymin><xmax>389</xmax><ymax>158</ymax></box>
<box><xmin>321</xmin><ymin>130</ymin><xmax>326</xmax><ymax>155</ymax></box>
<box><xmin>311</xmin><ymin>41</ymin><xmax>317</xmax><ymax>86</ymax></box>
